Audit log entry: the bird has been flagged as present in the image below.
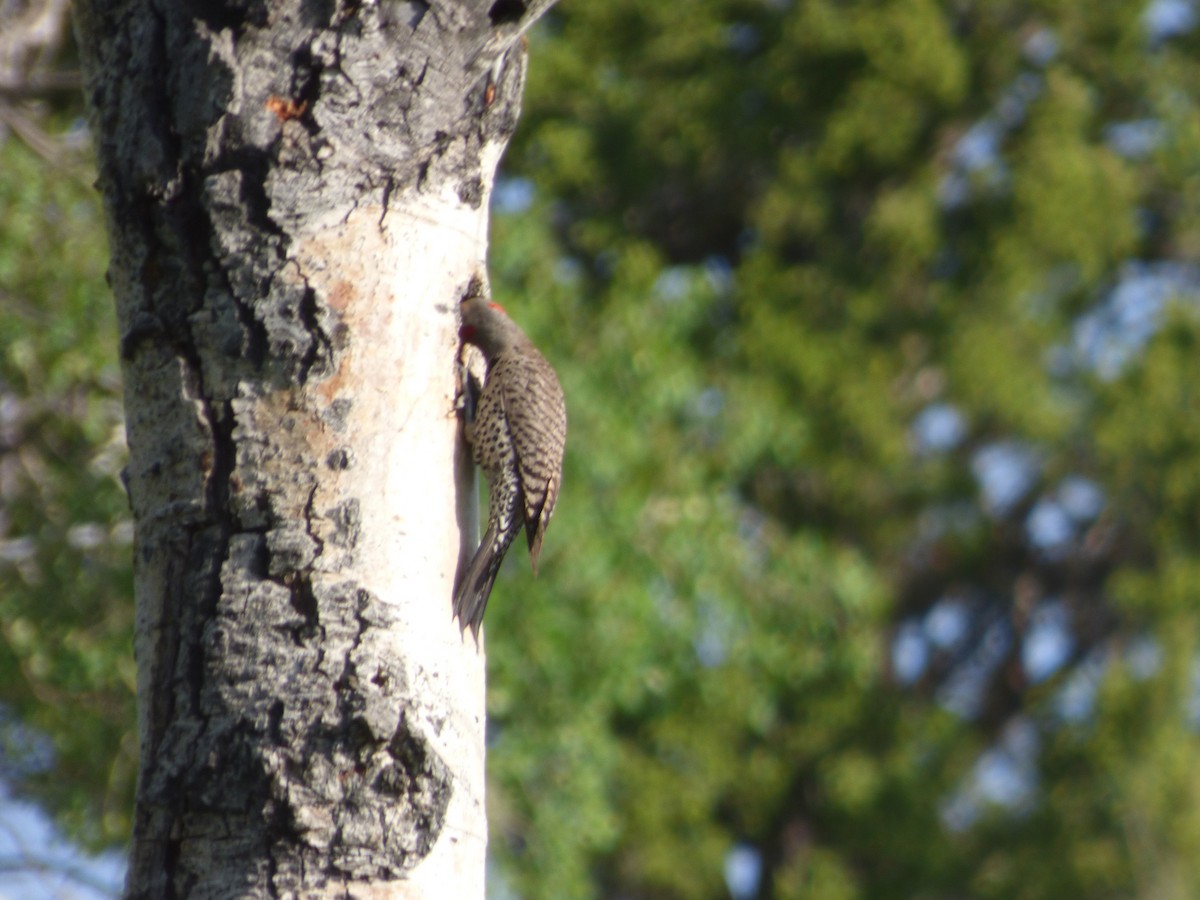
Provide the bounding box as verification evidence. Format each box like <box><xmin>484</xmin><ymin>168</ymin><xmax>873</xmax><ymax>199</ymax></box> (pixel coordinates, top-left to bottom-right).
<box><xmin>454</xmin><ymin>296</ymin><xmax>566</xmax><ymax>640</ymax></box>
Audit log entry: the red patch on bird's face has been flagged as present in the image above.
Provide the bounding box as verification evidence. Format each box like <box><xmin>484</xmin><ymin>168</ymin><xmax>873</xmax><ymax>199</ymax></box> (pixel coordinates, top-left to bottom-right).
<box><xmin>460</xmin><ymin>323</ymin><xmax>477</xmax><ymax>341</ymax></box>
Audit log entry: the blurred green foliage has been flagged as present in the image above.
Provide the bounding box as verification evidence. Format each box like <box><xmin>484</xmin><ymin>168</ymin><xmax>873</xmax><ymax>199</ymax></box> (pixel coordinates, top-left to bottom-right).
<box><xmin>482</xmin><ymin>0</ymin><xmax>1200</xmax><ymax>897</ymax></box>
<box><xmin>0</xmin><ymin>135</ymin><xmax>135</xmax><ymax>847</ymax></box>
<box><xmin>6</xmin><ymin>0</ymin><xmax>1200</xmax><ymax>897</ymax></box>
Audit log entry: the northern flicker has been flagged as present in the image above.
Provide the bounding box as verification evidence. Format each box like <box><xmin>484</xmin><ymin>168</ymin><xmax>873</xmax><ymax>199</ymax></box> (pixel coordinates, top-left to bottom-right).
<box><xmin>454</xmin><ymin>296</ymin><xmax>567</xmax><ymax>639</ymax></box>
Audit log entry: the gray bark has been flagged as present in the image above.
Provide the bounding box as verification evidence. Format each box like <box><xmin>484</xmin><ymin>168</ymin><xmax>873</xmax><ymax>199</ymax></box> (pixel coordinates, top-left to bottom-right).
<box><xmin>73</xmin><ymin>0</ymin><xmax>549</xmax><ymax>895</ymax></box>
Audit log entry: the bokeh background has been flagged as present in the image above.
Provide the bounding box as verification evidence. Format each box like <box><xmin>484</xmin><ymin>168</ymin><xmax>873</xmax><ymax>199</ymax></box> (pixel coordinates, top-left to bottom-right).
<box><xmin>4</xmin><ymin>0</ymin><xmax>1200</xmax><ymax>897</ymax></box>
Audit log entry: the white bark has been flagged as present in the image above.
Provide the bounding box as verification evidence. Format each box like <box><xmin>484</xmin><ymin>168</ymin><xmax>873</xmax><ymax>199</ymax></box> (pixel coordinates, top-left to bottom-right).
<box><xmin>72</xmin><ymin>0</ymin><xmax>549</xmax><ymax>894</ymax></box>
<box><xmin>289</xmin><ymin>188</ymin><xmax>494</xmax><ymax>898</ymax></box>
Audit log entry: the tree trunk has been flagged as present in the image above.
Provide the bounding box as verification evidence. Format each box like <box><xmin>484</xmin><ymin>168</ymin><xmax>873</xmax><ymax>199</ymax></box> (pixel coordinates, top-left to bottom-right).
<box><xmin>73</xmin><ymin>0</ymin><xmax>542</xmax><ymax>895</ymax></box>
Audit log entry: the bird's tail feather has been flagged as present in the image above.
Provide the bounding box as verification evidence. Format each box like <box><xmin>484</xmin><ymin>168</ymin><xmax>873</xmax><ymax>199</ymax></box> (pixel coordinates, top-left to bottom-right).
<box><xmin>453</xmin><ymin>524</ymin><xmax>504</xmax><ymax>644</ymax></box>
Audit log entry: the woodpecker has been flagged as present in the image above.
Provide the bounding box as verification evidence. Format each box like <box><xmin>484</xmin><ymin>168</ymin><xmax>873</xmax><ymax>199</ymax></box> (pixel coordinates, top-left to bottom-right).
<box><xmin>455</xmin><ymin>297</ymin><xmax>567</xmax><ymax>640</ymax></box>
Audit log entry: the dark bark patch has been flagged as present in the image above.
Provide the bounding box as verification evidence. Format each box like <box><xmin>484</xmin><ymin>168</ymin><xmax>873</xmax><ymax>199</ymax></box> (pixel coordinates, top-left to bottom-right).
<box><xmin>323</xmin><ymin>396</ymin><xmax>352</xmax><ymax>432</ymax></box>
<box><xmin>457</xmin><ymin>174</ymin><xmax>483</xmax><ymax>208</ymax></box>
<box><xmin>296</xmin><ymin>276</ymin><xmax>334</xmax><ymax>380</ymax></box>
<box><xmin>288</xmin><ymin>576</ymin><xmax>321</xmax><ymax>634</ymax></box>
<box><xmin>182</xmin><ymin>0</ymin><xmax>269</xmax><ymax>33</ymax></box>
<box><xmin>488</xmin><ymin>0</ymin><xmax>527</xmax><ymax>27</ymax></box>
<box><xmin>378</xmin><ymin>722</ymin><xmax>452</xmax><ymax>852</ymax></box>
<box><xmin>325</xmin><ymin>447</ymin><xmax>354</xmax><ymax>470</ymax></box>
<box><xmin>328</xmin><ymin>498</ymin><xmax>361</xmax><ymax>548</ymax></box>
<box><xmin>267</xmin><ymin>524</ymin><xmax>320</xmax><ymax>574</ymax></box>
<box><xmin>297</xmin><ymin>0</ymin><xmax>336</xmax><ymax>29</ymax></box>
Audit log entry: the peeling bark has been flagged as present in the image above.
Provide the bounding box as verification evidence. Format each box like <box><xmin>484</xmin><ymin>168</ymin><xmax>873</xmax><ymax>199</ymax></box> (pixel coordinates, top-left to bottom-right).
<box><xmin>73</xmin><ymin>0</ymin><xmax>546</xmax><ymax>895</ymax></box>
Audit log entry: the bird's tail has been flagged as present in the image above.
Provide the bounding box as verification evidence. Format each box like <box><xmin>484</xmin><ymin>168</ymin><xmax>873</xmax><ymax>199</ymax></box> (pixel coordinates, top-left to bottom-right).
<box><xmin>453</xmin><ymin>523</ymin><xmax>505</xmax><ymax>644</ymax></box>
